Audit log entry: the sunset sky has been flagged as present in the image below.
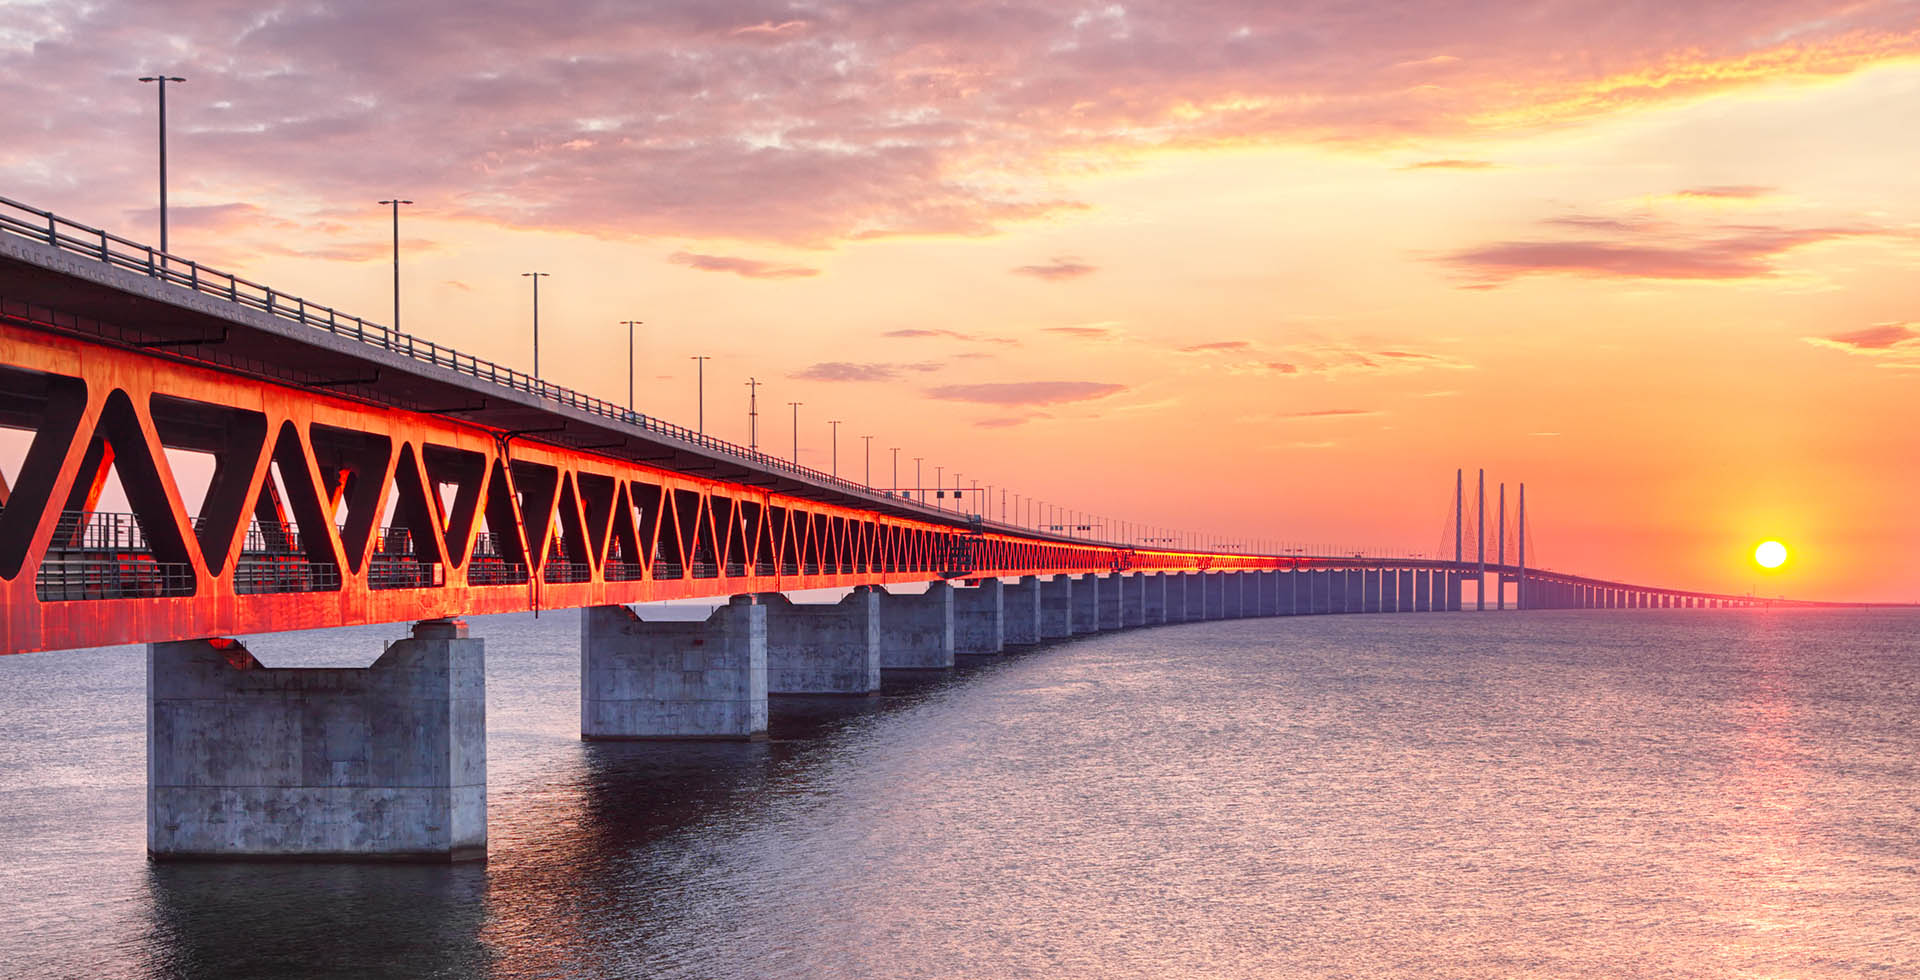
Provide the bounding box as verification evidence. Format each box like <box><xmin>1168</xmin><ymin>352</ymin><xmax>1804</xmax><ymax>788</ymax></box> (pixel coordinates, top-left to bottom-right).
<box><xmin>3</xmin><ymin>0</ymin><xmax>1916</xmax><ymax>602</ymax></box>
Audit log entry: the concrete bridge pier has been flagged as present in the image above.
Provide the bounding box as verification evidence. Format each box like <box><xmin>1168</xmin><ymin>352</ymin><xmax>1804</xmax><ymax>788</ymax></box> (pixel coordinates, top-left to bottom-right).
<box><xmin>1364</xmin><ymin>570</ymin><xmax>1383</xmax><ymax>613</ymax></box>
<box><xmin>1256</xmin><ymin>570</ymin><xmax>1279</xmax><ymax>616</ymax></box>
<box><xmin>1143</xmin><ymin>572</ymin><xmax>1169</xmax><ymax>624</ymax></box>
<box><xmin>1004</xmin><ymin>576</ymin><xmax>1044</xmax><ymax>645</ymax></box>
<box><xmin>583</xmin><ymin>599</ymin><xmax>767</xmax><ymax>740</ymax></box>
<box><xmin>1414</xmin><ymin>570</ymin><xmax>1432</xmax><ymax>612</ymax></box>
<box><xmin>1204</xmin><ymin>573</ymin><xmax>1227</xmax><ymax>619</ymax></box>
<box><xmin>1123</xmin><ymin>573</ymin><xmax>1148</xmax><ymax>626</ymax></box>
<box><xmin>1396</xmin><ymin>569</ymin><xmax>1413</xmax><ymax>611</ymax></box>
<box><xmin>881</xmin><ymin>582</ymin><xmax>956</xmax><ymax>668</ymax></box>
<box><xmin>1311</xmin><ymin>570</ymin><xmax>1332</xmax><ymax>614</ymax></box>
<box><xmin>1446</xmin><ymin>572</ymin><xmax>1464</xmax><ymax>612</ymax></box>
<box><xmin>1222</xmin><ymin>572</ymin><xmax>1245</xmax><ymax>619</ymax></box>
<box><xmin>1381</xmin><ymin>568</ymin><xmax>1398</xmax><ymax>612</ymax></box>
<box><xmin>761</xmin><ymin>588</ymin><xmax>881</xmax><ymax>694</ymax></box>
<box><xmin>954</xmin><ymin>579</ymin><xmax>1005</xmax><ymax>655</ymax></box>
<box><xmin>1178</xmin><ymin>572</ymin><xmax>1202</xmax><ymax>621</ymax></box>
<box><xmin>1287</xmin><ymin>569</ymin><xmax>1304</xmax><ymax>615</ymax></box>
<box><xmin>1073</xmin><ymin>573</ymin><xmax>1102</xmax><ymax>633</ymax></box>
<box><xmin>1041</xmin><ymin>575</ymin><xmax>1075</xmax><ymax>639</ymax></box>
<box><xmin>148</xmin><ymin>619</ymin><xmax>487</xmax><ymax>862</ymax></box>
<box><xmin>1098</xmin><ymin>573</ymin><xmax>1126</xmax><ymax>630</ymax></box>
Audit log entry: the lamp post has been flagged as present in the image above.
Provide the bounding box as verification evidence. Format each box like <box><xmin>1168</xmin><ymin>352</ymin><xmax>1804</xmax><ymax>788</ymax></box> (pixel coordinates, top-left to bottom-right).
<box><xmin>861</xmin><ymin>435</ymin><xmax>873</xmax><ymax>487</ymax></box>
<box><xmin>827</xmin><ymin>420</ymin><xmax>841</xmax><ymax>478</ymax></box>
<box><xmin>521</xmin><ymin>272</ymin><xmax>549</xmax><ymax>377</ymax></box>
<box><xmin>619</xmin><ymin>320</ymin><xmax>642</xmax><ymax>411</ymax></box>
<box><xmin>913</xmin><ymin>457</ymin><xmax>923</xmax><ymax>503</ymax></box>
<box><xmin>934</xmin><ymin>466</ymin><xmax>943</xmax><ymax>509</ymax></box>
<box><xmin>689</xmin><ymin>356</ymin><xmax>710</xmax><ymax>435</ymax></box>
<box><xmin>744</xmin><ymin>377</ymin><xmax>762</xmax><ymax>451</ymax></box>
<box><xmin>890</xmin><ymin>448</ymin><xmax>900</xmax><ymax>495</ymax></box>
<box><xmin>378</xmin><ymin>199</ymin><xmax>412</xmax><ymax>329</ymax></box>
<box><xmin>788</xmin><ymin>402</ymin><xmax>802</xmax><ymax>462</ymax></box>
<box><xmin>138</xmin><ymin>74</ymin><xmax>185</xmax><ymax>255</ymax></box>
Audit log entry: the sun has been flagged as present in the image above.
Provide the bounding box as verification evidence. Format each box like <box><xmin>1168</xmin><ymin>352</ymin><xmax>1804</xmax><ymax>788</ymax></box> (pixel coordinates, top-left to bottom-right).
<box><xmin>1754</xmin><ymin>540</ymin><xmax>1788</xmax><ymax>569</ymax></box>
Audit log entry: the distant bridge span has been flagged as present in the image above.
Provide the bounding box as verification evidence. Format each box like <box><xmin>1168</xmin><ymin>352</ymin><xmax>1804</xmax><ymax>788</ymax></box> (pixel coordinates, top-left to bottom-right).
<box><xmin>0</xmin><ymin>195</ymin><xmax>1810</xmax><ymax>656</ymax></box>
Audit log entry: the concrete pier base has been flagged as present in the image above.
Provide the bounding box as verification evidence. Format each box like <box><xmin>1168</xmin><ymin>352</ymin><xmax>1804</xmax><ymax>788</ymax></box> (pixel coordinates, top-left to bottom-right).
<box><xmin>1204</xmin><ymin>573</ymin><xmax>1225</xmax><ymax>619</ymax></box>
<box><xmin>1222</xmin><ymin>572</ymin><xmax>1245</xmax><ymax>619</ymax></box>
<box><xmin>1003</xmin><ymin>575</ymin><xmax>1044</xmax><ymax>645</ymax></box>
<box><xmin>1122</xmin><ymin>573</ymin><xmax>1147</xmax><ymax>626</ymax></box>
<box><xmin>1143</xmin><ymin>573</ymin><xmax>1168</xmax><ymax>624</ymax></box>
<box><xmin>147</xmin><ymin>619</ymin><xmax>487</xmax><ymax>862</ymax></box>
<box><xmin>1072</xmin><ymin>573</ymin><xmax>1101</xmax><ymax>633</ymax></box>
<box><xmin>881</xmin><ymin>582</ymin><xmax>956</xmax><ymax>668</ymax></box>
<box><xmin>1041</xmin><ymin>575</ymin><xmax>1075</xmax><ymax>639</ymax></box>
<box><xmin>761</xmin><ymin>588</ymin><xmax>880</xmax><ymax>694</ymax></box>
<box><xmin>583</xmin><ymin>599</ymin><xmax>767</xmax><ymax>740</ymax></box>
<box><xmin>1098</xmin><ymin>573</ymin><xmax>1125</xmax><ymax>630</ymax></box>
<box><xmin>1380</xmin><ymin>569</ymin><xmax>1398</xmax><ymax>612</ymax></box>
<box><xmin>1365</xmin><ymin>570</ymin><xmax>1383</xmax><ymax>613</ymax></box>
<box><xmin>954</xmin><ymin>579</ymin><xmax>1005</xmax><ymax>655</ymax></box>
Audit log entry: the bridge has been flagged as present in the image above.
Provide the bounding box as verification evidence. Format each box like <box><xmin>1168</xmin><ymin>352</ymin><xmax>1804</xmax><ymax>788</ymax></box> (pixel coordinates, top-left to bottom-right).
<box><xmin>0</xmin><ymin>194</ymin><xmax>1796</xmax><ymax>862</ymax></box>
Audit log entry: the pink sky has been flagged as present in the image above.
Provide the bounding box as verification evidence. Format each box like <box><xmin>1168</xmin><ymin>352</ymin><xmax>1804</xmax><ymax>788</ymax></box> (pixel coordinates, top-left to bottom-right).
<box><xmin>3</xmin><ymin>0</ymin><xmax>1917</xmax><ymax>601</ymax></box>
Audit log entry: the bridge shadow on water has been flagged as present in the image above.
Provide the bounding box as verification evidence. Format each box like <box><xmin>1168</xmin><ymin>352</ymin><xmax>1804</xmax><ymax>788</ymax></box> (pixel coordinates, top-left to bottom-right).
<box><xmin>133</xmin><ymin>648</ymin><xmax>1041</xmax><ymax>980</ymax></box>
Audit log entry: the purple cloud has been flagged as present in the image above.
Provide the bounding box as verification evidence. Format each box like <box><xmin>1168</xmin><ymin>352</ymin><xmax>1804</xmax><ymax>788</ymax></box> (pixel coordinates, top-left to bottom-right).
<box><xmin>926</xmin><ymin>381</ymin><xmax>1126</xmax><ymax>405</ymax></box>
<box><xmin>1012</xmin><ymin>257</ymin><xmax>1097</xmax><ymax>281</ymax></box>
<box><xmin>1804</xmin><ymin>322</ymin><xmax>1920</xmax><ymax>359</ymax></box>
<box><xmin>791</xmin><ymin>361</ymin><xmax>941</xmax><ymax>381</ymax></box>
<box><xmin>669</xmin><ymin>251</ymin><xmax>819</xmax><ymax>279</ymax></box>
<box><xmin>1445</xmin><ymin>224</ymin><xmax>1877</xmax><ymax>286</ymax></box>
<box><xmin>1179</xmin><ymin>340</ymin><xmax>1252</xmax><ymax>353</ymax></box>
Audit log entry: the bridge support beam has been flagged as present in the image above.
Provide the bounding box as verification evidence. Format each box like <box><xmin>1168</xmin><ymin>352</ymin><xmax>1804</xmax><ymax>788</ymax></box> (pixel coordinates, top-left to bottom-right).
<box><xmin>1221</xmin><ymin>572</ymin><xmax>1243</xmax><ymax>619</ymax></box>
<box><xmin>1098</xmin><ymin>573</ymin><xmax>1126</xmax><ymax>630</ymax></box>
<box><xmin>1123</xmin><ymin>573</ymin><xmax>1148</xmax><ymax>626</ymax></box>
<box><xmin>147</xmin><ymin>619</ymin><xmax>488</xmax><ymax>862</ymax></box>
<box><xmin>1364</xmin><ymin>570</ymin><xmax>1383</xmax><ymax>613</ymax></box>
<box><xmin>1287</xmin><ymin>569</ymin><xmax>1304</xmax><ymax>615</ymax></box>
<box><xmin>1255</xmin><ymin>571</ymin><xmax>1278</xmax><ymax>616</ymax></box>
<box><xmin>1004</xmin><ymin>576</ymin><xmax>1044</xmax><ymax>645</ymax></box>
<box><xmin>583</xmin><ymin>599</ymin><xmax>767</xmax><ymax>740</ymax></box>
<box><xmin>881</xmin><ymin>582</ymin><xmax>956</xmax><ymax>668</ymax></box>
<box><xmin>1072</xmin><ymin>573</ymin><xmax>1102</xmax><ymax>633</ymax></box>
<box><xmin>1143</xmin><ymin>572</ymin><xmax>1168</xmax><ymax>624</ymax></box>
<box><xmin>1446</xmin><ymin>572</ymin><xmax>1463</xmax><ymax>612</ymax></box>
<box><xmin>1308</xmin><ymin>570</ymin><xmax>1328</xmax><ymax>614</ymax></box>
<box><xmin>954</xmin><ymin>579</ymin><xmax>1005</xmax><ymax>655</ymax></box>
<box><xmin>1414</xmin><ymin>571</ymin><xmax>1432</xmax><ymax>612</ymax></box>
<box><xmin>1380</xmin><ymin>568</ymin><xmax>1398</xmax><ymax>612</ymax></box>
<box><xmin>1174</xmin><ymin>573</ymin><xmax>1200</xmax><ymax>622</ymax></box>
<box><xmin>761</xmin><ymin>589</ymin><xmax>881</xmax><ymax>694</ymax></box>
<box><xmin>1040</xmin><ymin>575</ymin><xmax>1075</xmax><ymax>639</ymax></box>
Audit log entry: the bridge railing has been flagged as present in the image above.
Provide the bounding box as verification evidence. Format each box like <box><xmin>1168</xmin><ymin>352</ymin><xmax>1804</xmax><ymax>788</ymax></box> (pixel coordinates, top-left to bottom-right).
<box><xmin>0</xmin><ymin>195</ymin><xmax>1057</xmax><ymax>540</ymax></box>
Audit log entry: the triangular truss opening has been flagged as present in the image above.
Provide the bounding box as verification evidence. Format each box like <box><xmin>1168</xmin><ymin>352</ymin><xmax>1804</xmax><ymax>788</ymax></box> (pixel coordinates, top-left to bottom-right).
<box><xmin>308</xmin><ymin>423</ymin><xmax>392</xmax><ymax>575</ymax></box>
<box><xmin>422</xmin><ymin>444</ymin><xmax>486</xmax><ymax>569</ymax></box>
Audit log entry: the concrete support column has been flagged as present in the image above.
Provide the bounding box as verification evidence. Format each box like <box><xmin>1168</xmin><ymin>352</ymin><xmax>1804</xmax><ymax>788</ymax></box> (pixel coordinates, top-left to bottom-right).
<box><xmin>881</xmin><ymin>582</ymin><xmax>956</xmax><ymax>668</ymax></box>
<box><xmin>1287</xmin><ymin>569</ymin><xmax>1303</xmax><ymax>615</ymax></box>
<box><xmin>583</xmin><ymin>599</ymin><xmax>767</xmax><ymax>740</ymax></box>
<box><xmin>1098</xmin><ymin>572</ymin><xmax>1125</xmax><ymax>630</ymax></box>
<box><xmin>1414</xmin><ymin>570</ymin><xmax>1432</xmax><ymax>612</ymax></box>
<box><xmin>1396</xmin><ymin>570</ymin><xmax>1412</xmax><ymax>612</ymax></box>
<box><xmin>1003</xmin><ymin>575</ymin><xmax>1044</xmax><ymax>645</ymax></box>
<box><xmin>762</xmin><ymin>589</ymin><xmax>881</xmax><ymax>694</ymax></box>
<box><xmin>1255</xmin><ymin>571</ymin><xmax>1278</xmax><ymax>616</ymax></box>
<box><xmin>1337</xmin><ymin>570</ymin><xmax>1357</xmax><ymax>613</ymax></box>
<box><xmin>1364</xmin><ymin>570</ymin><xmax>1383</xmax><ymax>613</ymax></box>
<box><xmin>1221</xmin><ymin>572</ymin><xmax>1244</xmax><ymax>619</ymax></box>
<box><xmin>1311</xmin><ymin>570</ymin><xmax>1331</xmax><ymax>614</ymax></box>
<box><xmin>1123</xmin><ymin>573</ymin><xmax>1148</xmax><ymax>626</ymax></box>
<box><xmin>1040</xmin><ymin>575</ymin><xmax>1075</xmax><ymax>639</ymax></box>
<box><xmin>148</xmin><ymin>620</ymin><xmax>487</xmax><ymax>862</ymax></box>
<box><xmin>1203</xmin><ymin>573</ymin><xmax>1226</xmax><ymax>619</ymax></box>
<box><xmin>1072</xmin><ymin>573</ymin><xmax>1102</xmax><ymax>633</ymax></box>
<box><xmin>1446</xmin><ymin>571</ymin><xmax>1464</xmax><ymax>612</ymax></box>
<box><xmin>1143</xmin><ymin>572</ymin><xmax>1169</xmax><ymax>624</ymax></box>
<box><xmin>953</xmin><ymin>579</ymin><xmax>1006</xmax><ymax>655</ymax></box>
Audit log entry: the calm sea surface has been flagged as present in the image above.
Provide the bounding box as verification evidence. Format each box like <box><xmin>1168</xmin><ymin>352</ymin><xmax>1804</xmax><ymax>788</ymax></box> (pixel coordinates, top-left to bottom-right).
<box><xmin>0</xmin><ymin>607</ymin><xmax>1915</xmax><ymax>979</ymax></box>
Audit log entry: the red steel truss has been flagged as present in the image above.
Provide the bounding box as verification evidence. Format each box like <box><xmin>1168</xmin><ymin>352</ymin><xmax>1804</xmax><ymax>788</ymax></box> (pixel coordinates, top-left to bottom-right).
<box><xmin>0</xmin><ymin>322</ymin><xmax>1288</xmax><ymax>655</ymax></box>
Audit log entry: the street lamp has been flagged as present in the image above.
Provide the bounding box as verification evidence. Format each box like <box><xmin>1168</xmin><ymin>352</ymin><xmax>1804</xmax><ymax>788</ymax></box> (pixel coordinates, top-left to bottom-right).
<box><xmin>744</xmin><ymin>377</ymin><xmax>762</xmax><ymax>451</ymax></box>
<box><xmin>521</xmin><ymin>272</ymin><xmax>549</xmax><ymax>377</ymax></box>
<box><xmin>913</xmin><ymin>457</ymin><xmax>923</xmax><ymax>503</ymax></box>
<box><xmin>788</xmin><ymin>401</ymin><xmax>802</xmax><ymax>462</ymax></box>
<box><xmin>138</xmin><ymin>74</ymin><xmax>186</xmax><ymax>255</ymax></box>
<box><xmin>378</xmin><ymin>199</ymin><xmax>412</xmax><ymax>329</ymax></box>
<box><xmin>827</xmin><ymin>420</ymin><xmax>841</xmax><ymax>478</ymax></box>
<box><xmin>890</xmin><ymin>448</ymin><xmax>900</xmax><ymax>495</ymax></box>
<box><xmin>619</xmin><ymin>320</ymin><xmax>642</xmax><ymax>411</ymax></box>
<box><xmin>690</xmin><ymin>355</ymin><xmax>710</xmax><ymax>435</ymax></box>
<box><xmin>861</xmin><ymin>435</ymin><xmax>873</xmax><ymax>487</ymax></box>
<box><xmin>935</xmin><ymin>466</ymin><xmax>943</xmax><ymax>508</ymax></box>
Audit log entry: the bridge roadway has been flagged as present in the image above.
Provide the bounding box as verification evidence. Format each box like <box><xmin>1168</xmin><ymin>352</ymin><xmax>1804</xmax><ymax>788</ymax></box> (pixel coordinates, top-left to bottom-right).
<box><xmin>0</xmin><ymin>195</ymin><xmax>1783</xmax><ymax>861</ymax></box>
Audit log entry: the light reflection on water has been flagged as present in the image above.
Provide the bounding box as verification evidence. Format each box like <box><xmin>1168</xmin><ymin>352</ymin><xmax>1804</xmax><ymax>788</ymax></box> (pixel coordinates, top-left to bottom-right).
<box><xmin>0</xmin><ymin>608</ymin><xmax>1915</xmax><ymax>979</ymax></box>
